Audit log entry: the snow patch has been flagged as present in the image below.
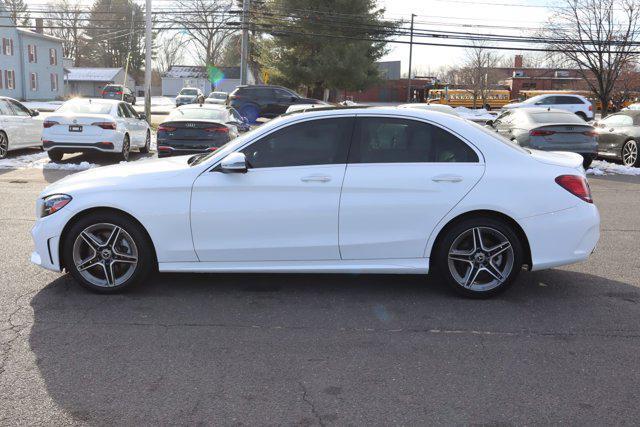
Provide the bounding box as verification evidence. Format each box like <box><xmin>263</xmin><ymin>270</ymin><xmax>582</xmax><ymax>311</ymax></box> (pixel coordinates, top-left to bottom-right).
<box><xmin>586</xmin><ymin>160</ymin><xmax>640</xmax><ymax>176</ymax></box>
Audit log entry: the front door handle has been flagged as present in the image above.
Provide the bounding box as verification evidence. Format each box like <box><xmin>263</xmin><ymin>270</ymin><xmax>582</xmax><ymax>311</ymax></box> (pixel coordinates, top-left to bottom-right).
<box><xmin>301</xmin><ymin>175</ymin><xmax>331</xmax><ymax>183</ymax></box>
<box><xmin>432</xmin><ymin>174</ymin><xmax>463</xmax><ymax>183</ymax></box>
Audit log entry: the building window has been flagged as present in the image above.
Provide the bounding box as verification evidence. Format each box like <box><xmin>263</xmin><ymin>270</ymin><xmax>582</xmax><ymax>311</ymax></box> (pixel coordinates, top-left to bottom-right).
<box><xmin>50</xmin><ymin>73</ymin><xmax>58</xmax><ymax>91</ymax></box>
<box><xmin>30</xmin><ymin>73</ymin><xmax>38</xmax><ymax>91</ymax></box>
<box><xmin>0</xmin><ymin>70</ymin><xmax>3</xmax><ymax>89</ymax></box>
<box><xmin>49</xmin><ymin>48</ymin><xmax>57</xmax><ymax>65</ymax></box>
<box><xmin>28</xmin><ymin>44</ymin><xmax>37</xmax><ymax>63</ymax></box>
<box><xmin>5</xmin><ymin>70</ymin><xmax>15</xmax><ymax>89</ymax></box>
<box><xmin>2</xmin><ymin>38</ymin><xmax>13</xmax><ymax>55</ymax></box>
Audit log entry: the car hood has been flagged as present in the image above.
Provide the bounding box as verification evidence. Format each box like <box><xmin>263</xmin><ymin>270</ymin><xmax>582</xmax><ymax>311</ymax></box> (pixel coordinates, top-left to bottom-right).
<box><xmin>529</xmin><ymin>149</ymin><xmax>584</xmax><ymax>170</ymax></box>
<box><xmin>41</xmin><ymin>157</ymin><xmax>193</xmax><ymax>197</ymax></box>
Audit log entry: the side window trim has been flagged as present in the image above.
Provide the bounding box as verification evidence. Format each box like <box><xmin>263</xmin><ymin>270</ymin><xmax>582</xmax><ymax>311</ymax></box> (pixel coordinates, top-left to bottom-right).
<box><xmin>348</xmin><ymin>114</ymin><xmax>484</xmax><ymax>164</ymax></box>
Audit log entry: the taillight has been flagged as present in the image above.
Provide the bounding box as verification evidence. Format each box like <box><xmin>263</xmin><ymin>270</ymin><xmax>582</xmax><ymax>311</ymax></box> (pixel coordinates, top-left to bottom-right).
<box><xmin>157</xmin><ymin>146</ymin><xmax>172</xmax><ymax>151</ymax></box>
<box><xmin>207</xmin><ymin>147</ymin><xmax>218</xmax><ymax>151</ymax></box>
<box><xmin>530</xmin><ymin>130</ymin><xmax>556</xmax><ymax>136</ymax></box>
<box><xmin>555</xmin><ymin>175</ymin><xmax>593</xmax><ymax>203</ymax></box>
<box><xmin>92</xmin><ymin>122</ymin><xmax>116</xmax><ymax>130</ymax></box>
<box><xmin>43</xmin><ymin>120</ymin><xmax>58</xmax><ymax>128</ymax></box>
<box><xmin>115</xmin><ymin>91</ymin><xmax>123</xmax><ymax>95</ymax></box>
<box><xmin>204</xmin><ymin>126</ymin><xmax>229</xmax><ymax>133</ymax></box>
<box><xmin>583</xmin><ymin>130</ymin><xmax>598</xmax><ymax>137</ymax></box>
<box><xmin>588</xmin><ymin>105</ymin><xmax>593</xmax><ymax>111</ymax></box>
<box><xmin>101</xmin><ymin>90</ymin><xmax>107</xmax><ymax>95</ymax></box>
<box><xmin>158</xmin><ymin>125</ymin><xmax>176</xmax><ymax>132</ymax></box>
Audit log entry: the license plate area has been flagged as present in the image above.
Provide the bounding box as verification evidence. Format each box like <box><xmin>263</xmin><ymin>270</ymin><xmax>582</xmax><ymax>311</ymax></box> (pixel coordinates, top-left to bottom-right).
<box><xmin>69</xmin><ymin>125</ymin><xmax>83</xmax><ymax>132</ymax></box>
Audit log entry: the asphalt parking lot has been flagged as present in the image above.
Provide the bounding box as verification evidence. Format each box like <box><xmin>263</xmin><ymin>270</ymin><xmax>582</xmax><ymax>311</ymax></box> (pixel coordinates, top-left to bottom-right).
<box><xmin>0</xmin><ymin>165</ymin><xmax>639</xmax><ymax>424</ymax></box>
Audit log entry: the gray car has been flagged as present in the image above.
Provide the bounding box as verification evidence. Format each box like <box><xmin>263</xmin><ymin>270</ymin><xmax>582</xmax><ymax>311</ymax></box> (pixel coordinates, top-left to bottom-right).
<box><xmin>175</xmin><ymin>87</ymin><xmax>205</xmax><ymax>107</ymax></box>
<box><xmin>593</xmin><ymin>111</ymin><xmax>640</xmax><ymax>167</ymax></box>
<box><xmin>487</xmin><ymin>108</ymin><xmax>598</xmax><ymax>168</ymax></box>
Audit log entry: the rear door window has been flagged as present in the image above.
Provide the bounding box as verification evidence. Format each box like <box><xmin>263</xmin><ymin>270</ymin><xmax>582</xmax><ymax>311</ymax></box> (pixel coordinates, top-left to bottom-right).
<box><xmin>0</xmin><ymin>100</ymin><xmax>13</xmax><ymax>115</ymax></box>
<box><xmin>555</xmin><ymin>96</ymin><xmax>584</xmax><ymax>105</ymax></box>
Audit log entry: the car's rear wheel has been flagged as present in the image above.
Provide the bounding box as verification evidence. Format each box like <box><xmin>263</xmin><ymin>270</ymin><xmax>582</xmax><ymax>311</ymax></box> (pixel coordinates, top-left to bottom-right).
<box><xmin>63</xmin><ymin>212</ymin><xmax>154</xmax><ymax>293</ymax></box>
<box><xmin>434</xmin><ymin>217</ymin><xmax>523</xmax><ymax>298</ymax></box>
<box><xmin>0</xmin><ymin>132</ymin><xmax>8</xmax><ymax>159</ymax></box>
<box><xmin>583</xmin><ymin>156</ymin><xmax>593</xmax><ymax>169</ymax></box>
<box><xmin>576</xmin><ymin>111</ymin><xmax>587</xmax><ymax>121</ymax></box>
<box><xmin>120</xmin><ymin>135</ymin><xmax>130</xmax><ymax>161</ymax></box>
<box><xmin>47</xmin><ymin>151</ymin><xmax>63</xmax><ymax>162</ymax></box>
<box><xmin>139</xmin><ymin>131</ymin><xmax>150</xmax><ymax>153</ymax></box>
<box><xmin>622</xmin><ymin>139</ymin><xmax>639</xmax><ymax>167</ymax></box>
<box><xmin>240</xmin><ymin>104</ymin><xmax>259</xmax><ymax>123</ymax></box>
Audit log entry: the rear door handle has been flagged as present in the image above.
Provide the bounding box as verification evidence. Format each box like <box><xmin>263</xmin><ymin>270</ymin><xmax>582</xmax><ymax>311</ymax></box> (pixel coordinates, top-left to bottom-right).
<box><xmin>301</xmin><ymin>175</ymin><xmax>331</xmax><ymax>183</ymax></box>
<box><xmin>432</xmin><ymin>174</ymin><xmax>463</xmax><ymax>183</ymax></box>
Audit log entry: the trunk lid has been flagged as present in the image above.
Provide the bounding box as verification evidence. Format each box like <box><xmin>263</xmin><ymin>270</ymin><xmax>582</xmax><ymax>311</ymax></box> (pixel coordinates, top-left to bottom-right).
<box><xmin>43</xmin><ymin>114</ymin><xmax>116</xmax><ymax>136</ymax></box>
<box><xmin>529</xmin><ymin>149</ymin><xmax>585</xmax><ymax>170</ymax></box>
<box><xmin>529</xmin><ymin>123</ymin><xmax>595</xmax><ymax>144</ymax></box>
<box><xmin>158</xmin><ymin>120</ymin><xmax>229</xmax><ymax>144</ymax></box>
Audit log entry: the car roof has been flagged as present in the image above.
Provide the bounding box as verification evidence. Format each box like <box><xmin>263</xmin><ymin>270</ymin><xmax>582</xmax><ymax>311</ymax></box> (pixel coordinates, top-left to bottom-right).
<box><xmin>176</xmin><ymin>103</ymin><xmax>226</xmax><ymax>110</ymax></box>
<box><xmin>65</xmin><ymin>98</ymin><xmax>121</xmax><ymax>104</ymax></box>
<box><xmin>515</xmin><ymin>107</ymin><xmax>573</xmax><ymax>114</ymax></box>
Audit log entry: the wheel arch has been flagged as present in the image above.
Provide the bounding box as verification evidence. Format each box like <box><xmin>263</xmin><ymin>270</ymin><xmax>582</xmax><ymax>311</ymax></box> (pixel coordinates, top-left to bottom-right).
<box><xmin>58</xmin><ymin>206</ymin><xmax>158</xmax><ymax>271</ymax></box>
<box><xmin>428</xmin><ymin>209</ymin><xmax>532</xmax><ymax>270</ymax></box>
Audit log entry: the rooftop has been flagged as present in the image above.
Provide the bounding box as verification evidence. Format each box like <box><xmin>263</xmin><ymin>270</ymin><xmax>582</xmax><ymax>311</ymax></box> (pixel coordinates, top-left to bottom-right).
<box><xmin>66</xmin><ymin>67</ymin><xmax>123</xmax><ymax>82</ymax></box>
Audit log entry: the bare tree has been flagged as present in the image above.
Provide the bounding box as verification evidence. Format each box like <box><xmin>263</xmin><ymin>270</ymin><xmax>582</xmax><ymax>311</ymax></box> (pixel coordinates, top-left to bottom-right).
<box><xmin>611</xmin><ymin>61</ymin><xmax>640</xmax><ymax>110</ymax></box>
<box><xmin>4</xmin><ymin>0</ymin><xmax>29</xmax><ymax>26</ymax></box>
<box><xmin>457</xmin><ymin>42</ymin><xmax>502</xmax><ymax>108</ymax></box>
<box><xmin>45</xmin><ymin>0</ymin><xmax>86</xmax><ymax>66</ymax></box>
<box><xmin>155</xmin><ymin>33</ymin><xmax>185</xmax><ymax>73</ymax></box>
<box><xmin>547</xmin><ymin>0</ymin><xmax>640</xmax><ymax>116</ymax></box>
<box><xmin>166</xmin><ymin>0</ymin><xmax>235</xmax><ymax>65</ymax></box>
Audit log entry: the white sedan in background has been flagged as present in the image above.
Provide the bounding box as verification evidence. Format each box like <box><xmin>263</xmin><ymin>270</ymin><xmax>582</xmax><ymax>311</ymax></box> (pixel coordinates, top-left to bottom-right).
<box><xmin>31</xmin><ymin>107</ymin><xmax>599</xmax><ymax>298</ymax></box>
<box><xmin>42</xmin><ymin>98</ymin><xmax>151</xmax><ymax>162</ymax></box>
<box><xmin>0</xmin><ymin>96</ymin><xmax>43</xmax><ymax>159</ymax></box>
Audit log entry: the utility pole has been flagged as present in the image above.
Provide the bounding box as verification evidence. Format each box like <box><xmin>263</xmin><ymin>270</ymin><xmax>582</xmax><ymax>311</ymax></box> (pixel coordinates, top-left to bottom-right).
<box><xmin>144</xmin><ymin>0</ymin><xmax>152</xmax><ymax>124</ymax></box>
<box><xmin>407</xmin><ymin>13</ymin><xmax>415</xmax><ymax>102</ymax></box>
<box><xmin>240</xmin><ymin>0</ymin><xmax>250</xmax><ymax>85</ymax></box>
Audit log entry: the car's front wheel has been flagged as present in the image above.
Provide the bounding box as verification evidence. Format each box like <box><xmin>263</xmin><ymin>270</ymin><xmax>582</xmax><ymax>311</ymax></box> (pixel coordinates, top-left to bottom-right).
<box><xmin>0</xmin><ymin>132</ymin><xmax>8</xmax><ymax>159</ymax></box>
<box><xmin>120</xmin><ymin>135</ymin><xmax>130</xmax><ymax>161</ymax></box>
<box><xmin>622</xmin><ymin>139</ymin><xmax>639</xmax><ymax>167</ymax></box>
<box><xmin>139</xmin><ymin>131</ymin><xmax>150</xmax><ymax>153</ymax></box>
<box><xmin>63</xmin><ymin>211</ymin><xmax>154</xmax><ymax>293</ymax></box>
<box><xmin>47</xmin><ymin>151</ymin><xmax>63</xmax><ymax>162</ymax></box>
<box><xmin>434</xmin><ymin>217</ymin><xmax>523</xmax><ymax>298</ymax></box>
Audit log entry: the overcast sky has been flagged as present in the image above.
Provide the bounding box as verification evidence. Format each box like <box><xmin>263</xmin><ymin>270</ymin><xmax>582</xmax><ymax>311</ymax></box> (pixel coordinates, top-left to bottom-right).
<box><xmin>379</xmin><ymin>0</ymin><xmax>552</xmax><ymax>74</ymax></box>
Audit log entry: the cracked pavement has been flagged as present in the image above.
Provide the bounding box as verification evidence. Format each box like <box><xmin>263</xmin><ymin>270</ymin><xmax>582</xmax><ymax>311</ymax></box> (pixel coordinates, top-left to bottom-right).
<box><xmin>0</xmin><ymin>167</ymin><xmax>639</xmax><ymax>425</ymax></box>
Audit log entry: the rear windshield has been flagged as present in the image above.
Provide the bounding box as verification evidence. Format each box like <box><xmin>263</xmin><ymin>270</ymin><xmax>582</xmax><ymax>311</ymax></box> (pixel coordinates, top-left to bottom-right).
<box><xmin>168</xmin><ymin>107</ymin><xmax>226</xmax><ymax>121</ymax></box>
<box><xmin>529</xmin><ymin>112</ymin><xmax>584</xmax><ymax>124</ymax></box>
<box><xmin>57</xmin><ymin>101</ymin><xmax>113</xmax><ymax>114</ymax></box>
<box><xmin>180</xmin><ymin>89</ymin><xmax>198</xmax><ymax>96</ymax></box>
<box><xmin>209</xmin><ymin>92</ymin><xmax>227</xmax><ymax>99</ymax></box>
<box><xmin>103</xmin><ymin>85</ymin><xmax>122</xmax><ymax>92</ymax></box>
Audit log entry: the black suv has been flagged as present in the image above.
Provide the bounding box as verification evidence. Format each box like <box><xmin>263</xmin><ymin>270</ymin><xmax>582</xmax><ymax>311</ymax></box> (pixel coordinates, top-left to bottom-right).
<box><xmin>227</xmin><ymin>85</ymin><xmax>323</xmax><ymax>123</ymax></box>
<box><xmin>101</xmin><ymin>84</ymin><xmax>136</xmax><ymax>105</ymax></box>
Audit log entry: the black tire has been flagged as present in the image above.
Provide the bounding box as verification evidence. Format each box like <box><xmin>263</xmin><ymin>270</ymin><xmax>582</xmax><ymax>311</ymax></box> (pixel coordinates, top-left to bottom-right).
<box><xmin>139</xmin><ymin>131</ymin><xmax>150</xmax><ymax>153</ymax></box>
<box><xmin>47</xmin><ymin>151</ymin><xmax>63</xmax><ymax>162</ymax></box>
<box><xmin>576</xmin><ymin>111</ymin><xmax>588</xmax><ymax>121</ymax></box>
<box><xmin>120</xmin><ymin>135</ymin><xmax>130</xmax><ymax>161</ymax></box>
<box><xmin>62</xmin><ymin>211</ymin><xmax>154</xmax><ymax>293</ymax></box>
<box><xmin>621</xmin><ymin>139</ymin><xmax>639</xmax><ymax>167</ymax></box>
<box><xmin>0</xmin><ymin>131</ymin><xmax>8</xmax><ymax>159</ymax></box>
<box><xmin>433</xmin><ymin>216</ymin><xmax>523</xmax><ymax>298</ymax></box>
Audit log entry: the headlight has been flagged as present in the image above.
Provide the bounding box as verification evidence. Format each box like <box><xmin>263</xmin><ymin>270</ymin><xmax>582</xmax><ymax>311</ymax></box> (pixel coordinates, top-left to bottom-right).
<box><xmin>40</xmin><ymin>194</ymin><xmax>72</xmax><ymax>218</ymax></box>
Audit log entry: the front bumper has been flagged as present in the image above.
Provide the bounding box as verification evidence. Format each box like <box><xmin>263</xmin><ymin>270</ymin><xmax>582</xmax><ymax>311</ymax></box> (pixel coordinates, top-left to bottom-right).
<box><xmin>31</xmin><ymin>216</ymin><xmax>65</xmax><ymax>272</ymax></box>
<box><xmin>520</xmin><ymin>202</ymin><xmax>600</xmax><ymax>271</ymax></box>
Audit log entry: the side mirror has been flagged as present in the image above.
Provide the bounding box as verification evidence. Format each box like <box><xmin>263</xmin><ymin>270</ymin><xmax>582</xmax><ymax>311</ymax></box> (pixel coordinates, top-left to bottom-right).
<box><xmin>485</xmin><ymin>119</ymin><xmax>494</xmax><ymax>127</ymax></box>
<box><xmin>138</xmin><ymin>113</ymin><xmax>146</xmax><ymax>121</ymax></box>
<box><xmin>291</xmin><ymin>96</ymin><xmax>297</xmax><ymax>102</ymax></box>
<box><xmin>30</xmin><ymin>109</ymin><xmax>39</xmax><ymax>117</ymax></box>
<box><xmin>220</xmin><ymin>152</ymin><xmax>247</xmax><ymax>173</ymax></box>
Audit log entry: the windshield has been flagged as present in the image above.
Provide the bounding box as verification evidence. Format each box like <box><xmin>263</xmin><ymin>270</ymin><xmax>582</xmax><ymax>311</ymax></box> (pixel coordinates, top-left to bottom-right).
<box><xmin>168</xmin><ymin>107</ymin><xmax>226</xmax><ymax>121</ymax></box>
<box><xmin>57</xmin><ymin>101</ymin><xmax>113</xmax><ymax>114</ymax></box>
<box><xmin>529</xmin><ymin>112</ymin><xmax>584</xmax><ymax>124</ymax></box>
<box><xmin>522</xmin><ymin>95</ymin><xmax>547</xmax><ymax>104</ymax></box>
<box><xmin>209</xmin><ymin>92</ymin><xmax>227</xmax><ymax>99</ymax></box>
<box><xmin>179</xmin><ymin>89</ymin><xmax>198</xmax><ymax>96</ymax></box>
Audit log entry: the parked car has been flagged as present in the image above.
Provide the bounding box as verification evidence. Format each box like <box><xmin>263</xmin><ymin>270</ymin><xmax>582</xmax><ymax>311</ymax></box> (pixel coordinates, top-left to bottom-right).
<box><xmin>0</xmin><ymin>96</ymin><xmax>43</xmax><ymax>159</ymax></box>
<box><xmin>204</xmin><ymin>91</ymin><xmax>228</xmax><ymax>105</ymax></box>
<box><xmin>175</xmin><ymin>88</ymin><xmax>205</xmax><ymax>107</ymax></box>
<box><xmin>227</xmin><ymin>84</ymin><xmax>324</xmax><ymax>123</ymax></box>
<box><xmin>502</xmin><ymin>94</ymin><xmax>594</xmax><ymax>121</ymax></box>
<box><xmin>398</xmin><ymin>104</ymin><xmax>496</xmax><ymax>125</ymax></box>
<box><xmin>31</xmin><ymin>107</ymin><xmax>599</xmax><ymax>298</ymax></box>
<box><xmin>487</xmin><ymin>108</ymin><xmax>598</xmax><ymax>168</ymax></box>
<box><xmin>398</xmin><ymin>103</ymin><xmax>460</xmax><ymax>117</ymax></box>
<box><xmin>624</xmin><ymin>103</ymin><xmax>640</xmax><ymax>111</ymax></box>
<box><xmin>42</xmin><ymin>98</ymin><xmax>151</xmax><ymax>162</ymax></box>
<box><xmin>157</xmin><ymin>104</ymin><xmax>248</xmax><ymax>157</ymax></box>
<box><xmin>593</xmin><ymin>110</ymin><xmax>640</xmax><ymax>167</ymax></box>
<box><xmin>101</xmin><ymin>84</ymin><xmax>136</xmax><ymax>105</ymax></box>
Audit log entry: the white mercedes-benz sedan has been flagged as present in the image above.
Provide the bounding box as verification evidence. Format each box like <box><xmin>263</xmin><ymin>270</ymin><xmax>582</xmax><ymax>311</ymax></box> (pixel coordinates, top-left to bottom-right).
<box><xmin>41</xmin><ymin>98</ymin><xmax>151</xmax><ymax>162</ymax></box>
<box><xmin>0</xmin><ymin>96</ymin><xmax>43</xmax><ymax>159</ymax></box>
<box><xmin>30</xmin><ymin>107</ymin><xmax>600</xmax><ymax>297</ymax></box>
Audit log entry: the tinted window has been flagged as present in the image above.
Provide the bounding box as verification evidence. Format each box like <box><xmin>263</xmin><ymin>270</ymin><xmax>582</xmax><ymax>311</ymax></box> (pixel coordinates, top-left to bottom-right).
<box><xmin>119</xmin><ymin>103</ymin><xmax>133</xmax><ymax>118</ymax></box>
<box><xmin>168</xmin><ymin>107</ymin><xmax>226</xmax><ymax>121</ymax></box>
<box><xmin>274</xmin><ymin>88</ymin><xmax>295</xmax><ymax>98</ymax></box>
<box><xmin>555</xmin><ymin>96</ymin><xmax>584</xmax><ymax>105</ymax></box>
<box><xmin>349</xmin><ymin>118</ymin><xmax>478</xmax><ymax>163</ymax></box>
<box><xmin>529</xmin><ymin>112</ymin><xmax>584</xmax><ymax>124</ymax></box>
<box><xmin>251</xmin><ymin>88</ymin><xmax>274</xmax><ymax>99</ymax></box>
<box><xmin>242</xmin><ymin>118</ymin><xmax>353</xmax><ymax>168</ymax></box>
<box><xmin>180</xmin><ymin>89</ymin><xmax>198</xmax><ymax>96</ymax></box>
<box><xmin>125</xmin><ymin>103</ymin><xmax>138</xmax><ymax>118</ymax></box>
<box><xmin>103</xmin><ymin>85</ymin><xmax>122</xmax><ymax>92</ymax></box>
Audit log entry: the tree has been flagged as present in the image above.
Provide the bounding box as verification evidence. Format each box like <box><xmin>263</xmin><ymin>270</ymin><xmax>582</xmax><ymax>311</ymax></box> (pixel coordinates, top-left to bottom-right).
<box><xmin>82</xmin><ymin>0</ymin><xmax>146</xmax><ymax>73</ymax></box>
<box><xmin>45</xmin><ymin>0</ymin><xmax>86</xmax><ymax>66</ymax></box>
<box><xmin>259</xmin><ymin>0</ymin><xmax>396</xmax><ymax>98</ymax></box>
<box><xmin>547</xmin><ymin>0</ymin><xmax>640</xmax><ymax>116</ymax></box>
<box><xmin>457</xmin><ymin>42</ymin><xmax>502</xmax><ymax>109</ymax></box>
<box><xmin>166</xmin><ymin>0</ymin><xmax>236</xmax><ymax>65</ymax></box>
<box><xmin>155</xmin><ymin>33</ymin><xmax>185</xmax><ymax>73</ymax></box>
<box><xmin>4</xmin><ymin>0</ymin><xmax>29</xmax><ymax>27</ymax></box>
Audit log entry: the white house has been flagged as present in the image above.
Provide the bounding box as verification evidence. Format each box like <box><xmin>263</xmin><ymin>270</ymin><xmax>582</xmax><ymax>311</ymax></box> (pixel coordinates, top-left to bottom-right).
<box><xmin>64</xmin><ymin>67</ymin><xmax>135</xmax><ymax>98</ymax></box>
<box><xmin>161</xmin><ymin>65</ymin><xmax>256</xmax><ymax>96</ymax></box>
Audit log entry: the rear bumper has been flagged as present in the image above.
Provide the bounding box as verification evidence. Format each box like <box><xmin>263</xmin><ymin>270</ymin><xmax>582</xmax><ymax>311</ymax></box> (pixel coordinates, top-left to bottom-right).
<box><xmin>529</xmin><ymin>142</ymin><xmax>598</xmax><ymax>155</ymax></box>
<box><xmin>43</xmin><ymin>141</ymin><xmax>118</xmax><ymax>153</ymax></box>
<box><xmin>520</xmin><ymin>203</ymin><xmax>600</xmax><ymax>271</ymax></box>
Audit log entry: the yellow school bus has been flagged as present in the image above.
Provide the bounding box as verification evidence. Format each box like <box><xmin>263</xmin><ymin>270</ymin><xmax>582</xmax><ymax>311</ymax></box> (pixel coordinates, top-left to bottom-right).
<box><xmin>427</xmin><ymin>89</ymin><xmax>511</xmax><ymax>110</ymax></box>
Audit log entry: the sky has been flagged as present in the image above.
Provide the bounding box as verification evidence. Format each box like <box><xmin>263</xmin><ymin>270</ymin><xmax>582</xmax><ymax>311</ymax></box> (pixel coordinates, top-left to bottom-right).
<box><xmin>378</xmin><ymin>0</ymin><xmax>553</xmax><ymax>74</ymax></box>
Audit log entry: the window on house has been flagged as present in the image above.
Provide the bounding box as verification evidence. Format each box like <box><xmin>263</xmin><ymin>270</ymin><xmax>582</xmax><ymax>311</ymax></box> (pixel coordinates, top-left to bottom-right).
<box><xmin>30</xmin><ymin>73</ymin><xmax>38</xmax><ymax>91</ymax></box>
<box><xmin>28</xmin><ymin>45</ymin><xmax>37</xmax><ymax>63</ymax></box>
<box><xmin>5</xmin><ymin>70</ymin><xmax>15</xmax><ymax>89</ymax></box>
<box><xmin>2</xmin><ymin>38</ymin><xmax>14</xmax><ymax>55</ymax></box>
<box><xmin>0</xmin><ymin>70</ymin><xmax>3</xmax><ymax>90</ymax></box>
<box><xmin>50</xmin><ymin>73</ymin><xmax>58</xmax><ymax>91</ymax></box>
<box><xmin>49</xmin><ymin>48</ymin><xmax>57</xmax><ymax>65</ymax></box>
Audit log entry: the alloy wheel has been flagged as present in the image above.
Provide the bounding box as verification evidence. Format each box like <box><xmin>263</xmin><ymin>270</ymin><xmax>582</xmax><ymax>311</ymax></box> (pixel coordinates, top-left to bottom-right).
<box><xmin>0</xmin><ymin>133</ymin><xmax>7</xmax><ymax>159</ymax></box>
<box><xmin>72</xmin><ymin>223</ymin><xmax>139</xmax><ymax>287</ymax></box>
<box><xmin>122</xmin><ymin>138</ymin><xmax>130</xmax><ymax>161</ymax></box>
<box><xmin>622</xmin><ymin>140</ymin><xmax>638</xmax><ymax>167</ymax></box>
<box><xmin>447</xmin><ymin>227</ymin><xmax>515</xmax><ymax>291</ymax></box>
